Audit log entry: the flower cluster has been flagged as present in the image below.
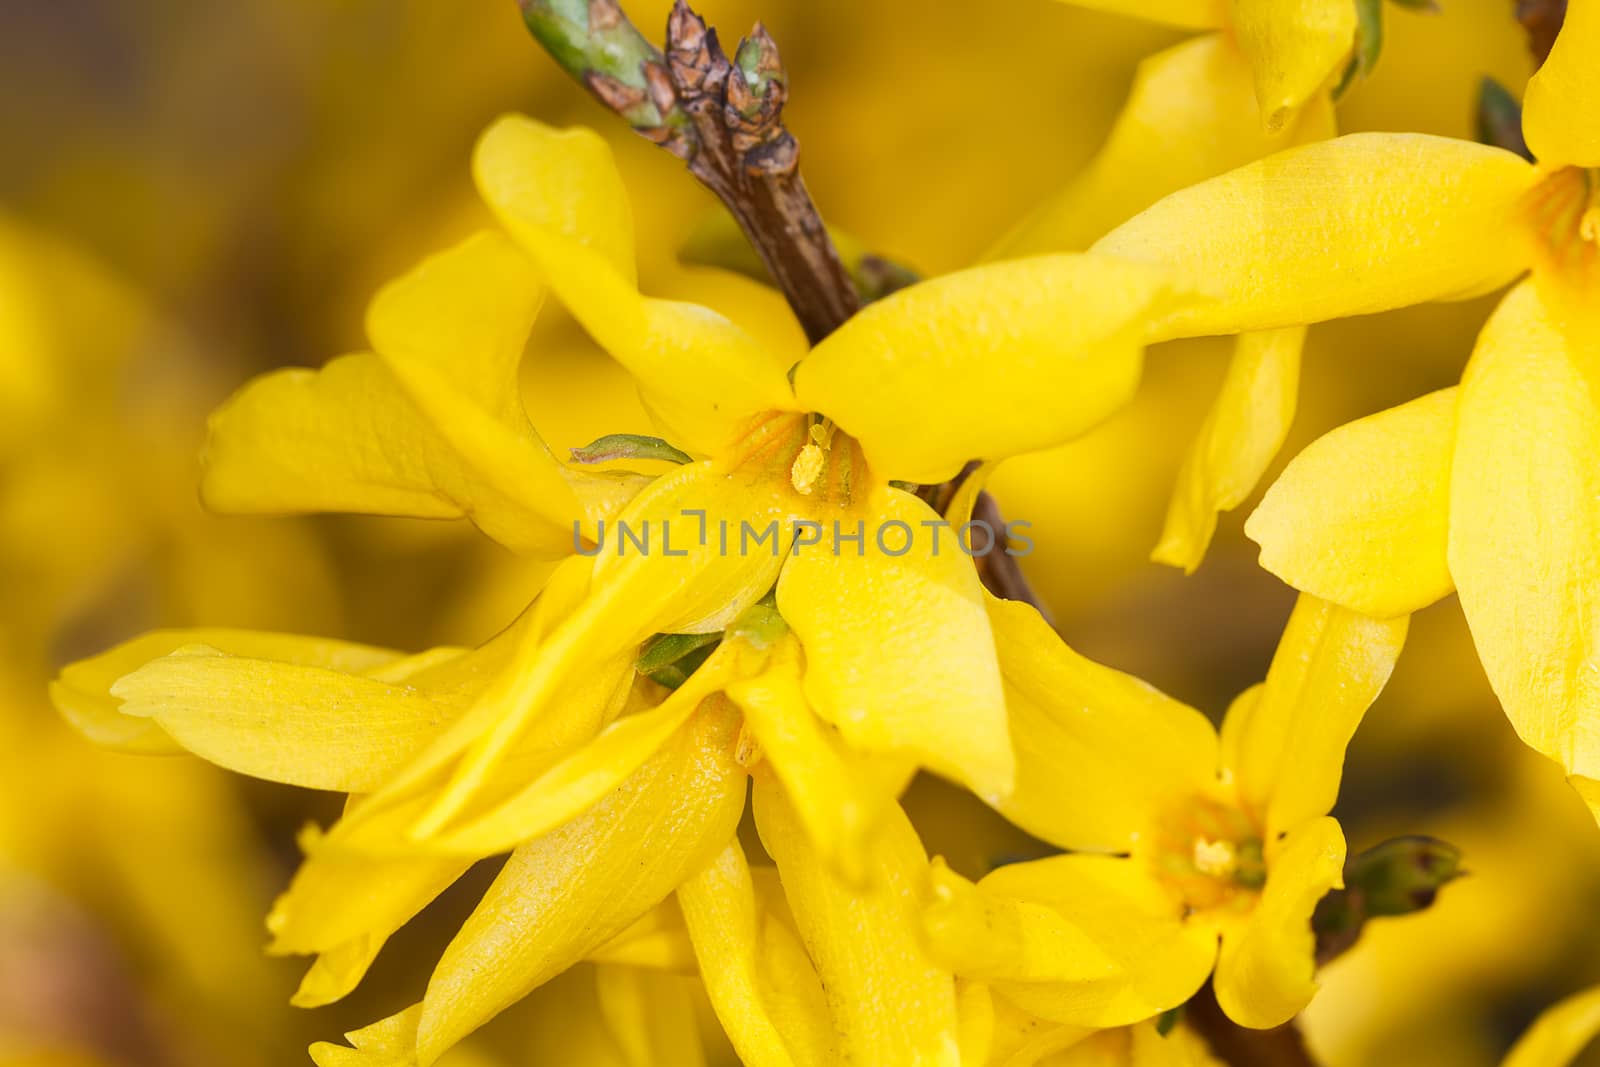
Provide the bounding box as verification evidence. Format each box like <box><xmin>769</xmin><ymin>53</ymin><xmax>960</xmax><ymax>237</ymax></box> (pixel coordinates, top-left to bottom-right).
<box><xmin>43</xmin><ymin>1</ymin><xmax>1600</xmax><ymax>1065</ymax></box>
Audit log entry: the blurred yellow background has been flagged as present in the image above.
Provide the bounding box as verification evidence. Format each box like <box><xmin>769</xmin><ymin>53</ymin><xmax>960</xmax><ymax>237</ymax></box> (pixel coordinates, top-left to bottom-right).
<box><xmin>2</xmin><ymin>1</ymin><xmax>1595</xmax><ymax>1064</ymax></box>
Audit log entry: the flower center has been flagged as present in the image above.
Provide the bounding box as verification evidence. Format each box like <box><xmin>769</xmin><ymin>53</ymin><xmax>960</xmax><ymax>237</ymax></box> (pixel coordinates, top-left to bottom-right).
<box><xmin>789</xmin><ymin>418</ymin><xmax>837</xmax><ymax>495</ymax></box>
<box><xmin>1525</xmin><ymin>166</ymin><xmax>1600</xmax><ymax>287</ymax></box>
<box><xmin>725</xmin><ymin>411</ymin><xmax>866</xmax><ymax>509</ymax></box>
<box><xmin>1147</xmin><ymin>793</ymin><xmax>1266</xmax><ymax>917</ymax></box>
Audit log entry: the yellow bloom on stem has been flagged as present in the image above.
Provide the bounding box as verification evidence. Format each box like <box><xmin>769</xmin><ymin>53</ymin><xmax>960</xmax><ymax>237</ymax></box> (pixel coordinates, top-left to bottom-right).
<box><xmin>1001</xmin><ymin>0</ymin><xmax>1349</xmax><ymax>570</ymax></box>
<box><xmin>53</xmin><ymin>110</ymin><xmax>1193</xmax><ymax>1063</ymax></box>
<box><xmin>179</xmin><ymin>113</ymin><xmax>1187</xmax><ymax>828</ymax></box>
<box><xmin>1091</xmin><ymin>10</ymin><xmax>1600</xmax><ymax>821</ymax></box>
<box><xmin>921</xmin><ymin>590</ymin><xmax>1406</xmax><ymax>1031</ymax></box>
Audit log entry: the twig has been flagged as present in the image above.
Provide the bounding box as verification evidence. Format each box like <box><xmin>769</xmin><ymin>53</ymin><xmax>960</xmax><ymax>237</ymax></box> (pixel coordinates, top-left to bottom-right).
<box><xmin>1517</xmin><ymin>0</ymin><xmax>1568</xmax><ymax>65</ymax></box>
<box><xmin>517</xmin><ymin>0</ymin><xmax>1049</xmax><ymax>615</ymax></box>
<box><xmin>917</xmin><ymin>464</ymin><xmax>1054</xmax><ymax>622</ymax></box>
<box><xmin>517</xmin><ymin>0</ymin><xmax>858</xmax><ymax>343</ymax></box>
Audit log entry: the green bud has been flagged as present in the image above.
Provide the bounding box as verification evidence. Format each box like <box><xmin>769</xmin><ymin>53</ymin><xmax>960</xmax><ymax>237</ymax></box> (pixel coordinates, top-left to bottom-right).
<box><xmin>726</xmin><ymin>599</ymin><xmax>788</xmax><ymax>650</ymax></box>
<box><xmin>519</xmin><ymin>0</ymin><xmax>686</xmax><ymax>133</ymax></box>
<box><xmin>1346</xmin><ymin>834</ymin><xmax>1463</xmax><ymax>916</ymax></box>
<box><xmin>1314</xmin><ymin>835</ymin><xmax>1464</xmax><ymax>963</ymax></box>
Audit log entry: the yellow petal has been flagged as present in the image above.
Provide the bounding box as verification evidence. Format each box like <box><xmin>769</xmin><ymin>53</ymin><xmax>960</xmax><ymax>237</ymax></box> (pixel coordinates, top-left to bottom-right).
<box><xmin>473</xmin><ymin>115</ymin><xmax>636</xmax><ymax>284</ymax></box>
<box><xmin>954</xmin><ymin>981</ymin><xmax>996</xmax><ymax>1067</ymax></box>
<box><xmin>425</xmin><ymin>666</ymin><xmax>742</xmax><ymax>854</ymax></box>
<box><xmin>1572</xmin><ymin>776</ymin><xmax>1600</xmax><ymax>828</ymax></box>
<box><xmin>725</xmin><ymin>638</ymin><xmax>900</xmax><ymax>885</ymax></box>
<box><xmin>1132</xmin><ymin>1019</ymin><xmax>1227</xmax><ymax>1066</ymax></box>
<box><xmin>1244</xmin><ymin>387</ymin><xmax>1458</xmax><ymax>617</ymax></box>
<box><xmin>677</xmin><ymin>840</ymin><xmax>834</xmax><ymax>1067</ymax></box>
<box><xmin>311</xmin><ymin>1004</ymin><xmax>424</xmax><ymax>1067</ymax></box>
<box><xmin>593</xmin><ymin>966</ymin><xmax>708</xmax><ymax>1067</ymax></box>
<box><xmin>415</xmin><ymin>701</ymin><xmax>745</xmax><ymax>1064</ymax></box>
<box><xmin>926</xmin><ymin>853</ymin><xmax>1217</xmax><ymax>1028</ymax></box>
<box><xmin>1213</xmin><ymin>816</ymin><xmax>1344</xmax><ymax>1029</ymax></box>
<box><xmin>794</xmin><ymin>255</ymin><xmax>1179</xmax><ymax>484</ymax></box>
<box><xmin>338</xmin><ymin>561</ymin><xmax>614</xmax><ymax>813</ymax></box>
<box><xmin>51</xmin><ymin>628</ymin><xmax>403</xmax><ymax>754</ymax></box>
<box><xmin>204</xmin><ymin>232</ymin><xmax>582</xmax><ymax>556</ymax></box>
<box><xmin>407</xmin><ymin>459</ymin><xmax>802</xmax><ymax>835</ymax></box>
<box><xmin>992</xmin><ymin>35</ymin><xmax>1333</xmax><ymax>258</ymax></box>
<box><xmin>1155</xmin><ymin>326</ymin><xmax>1304</xmax><ymax>572</ymax></box>
<box><xmin>1094</xmin><ymin>133</ymin><xmax>1540</xmax><ymax>337</ymax></box>
<box><xmin>984</xmin><ymin>594</ymin><xmax>1218</xmax><ymax>853</ymax></box>
<box><xmin>984</xmin><ymin>991</ymin><xmax>1095</xmax><ymax>1066</ymax></box>
<box><xmin>586</xmin><ymin>901</ymin><xmax>697</xmax><ymax>973</ymax></box>
<box><xmin>273</xmin><ymin>632</ymin><xmax>628</xmax><ymax>1004</ymax></box>
<box><xmin>293</xmin><ymin>939</ymin><xmax>392</xmax><ymax>1010</ymax></box>
<box><xmin>474</xmin><ymin>116</ymin><xmax>791</xmax><ymax>452</ymax></box>
<box><xmin>1049</xmin><ymin>0</ymin><xmax>1227</xmax><ymax>29</ymax></box>
<box><xmin>1228</xmin><ymin>0</ymin><xmax>1355</xmax><ymax>130</ymax></box>
<box><xmin>109</xmin><ymin>645</ymin><xmax>451</xmax><ymax>792</ymax></box>
<box><xmin>776</xmin><ymin>485</ymin><xmax>1014</xmax><ymax>800</ymax></box>
<box><xmin>1222</xmin><ymin>594</ymin><xmax>1407</xmax><ymax>839</ymax></box>
<box><xmin>270</xmin><ymin>824</ymin><xmax>471</xmax><ymax>1005</ymax></box>
<box><xmin>1501</xmin><ymin>985</ymin><xmax>1600</xmax><ymax>1067</ymax></box>
<box><xmin>1449</xmin><ymin>281</ymin><xmax>1600</xmax><ymax>793</ymax></box>
<box><xmin>1522</xmin><ymin>1</ymin><xmax>1600</xmax><ymax>168</ymax></box>
<box><xmin>752</xmin><ymin>772</ymin><xmax>962</xmax><ymax>1066</ymax></box>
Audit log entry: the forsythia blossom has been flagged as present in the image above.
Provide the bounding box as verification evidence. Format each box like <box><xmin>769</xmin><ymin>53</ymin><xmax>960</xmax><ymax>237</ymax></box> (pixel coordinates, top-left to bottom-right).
<box><xmin>35</xmin><ymin>0</ymin><xmax>1600</xmax><ymax>1063</ymax></box>
<box><xmin>1093</xmin><ymin>4</ymin><xmax>1600</xmax><ymax>822</ymax></box>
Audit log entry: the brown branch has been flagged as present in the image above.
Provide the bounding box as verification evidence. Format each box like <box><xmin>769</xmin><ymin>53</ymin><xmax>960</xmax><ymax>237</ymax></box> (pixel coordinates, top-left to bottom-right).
<box><xmin>520</xmin><ymin>0</ymin><xmax>1049</xmax><ymax>613</ymax></box>
<box><xmin>1517</xmin><ymin>0</ymin><xmax>1568</xmax><ymax>65</ymax></box>
<box><xmin>518</xmin><ymin>0</ymin><xmax>859</xmax><ymax>343</ymax></box>
<box><xmin>917</xmin><ymin>463</ymin><xmax>1054</xmax><ymax>621</ymax></box>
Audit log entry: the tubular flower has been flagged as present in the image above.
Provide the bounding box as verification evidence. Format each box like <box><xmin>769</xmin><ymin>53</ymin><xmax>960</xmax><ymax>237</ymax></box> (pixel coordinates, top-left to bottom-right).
<box><xmin>921</xmin><ymin>591</ymin><xmax>1406</xmax><ymax>1031</ymax></box>
<box><xmin>186</xmin><ymin>114</ymin><xmax>1192</xmax><ymax>819</ymax></box>
<box><xmin>997</xmin><ymin>0</ymin><xmax>1349</xmax><ymax>571</ymax></box>
<box><xmin>52</xmin><ymin>113</ymin><xmax>1192</xmax><ymax>1063</ymax></box>
<box><xmin>1091</xmin><ymin>9</ymin><xmax>1600</xmax><ymax>819</ymax></box>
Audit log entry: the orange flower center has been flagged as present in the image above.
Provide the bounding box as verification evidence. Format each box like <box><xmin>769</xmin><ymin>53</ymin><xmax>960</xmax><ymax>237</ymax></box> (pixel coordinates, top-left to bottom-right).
<box><xmin>723</xmin><ymin>411</ymin><xmax>869</xmax><ymax>510</ymax></box>
<box><xmin>1147</xmin><ymin>793</ymin><xmax>1266</xmax><ymax>918</ymax></box>
<box><xmin>1524</xmin><ymin>166</ymin><xmax>1600</xmax><ymax>291</ymax></box>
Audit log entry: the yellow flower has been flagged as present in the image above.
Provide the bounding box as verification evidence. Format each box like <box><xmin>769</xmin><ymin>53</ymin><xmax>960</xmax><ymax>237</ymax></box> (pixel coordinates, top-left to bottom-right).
<box><xmin>55</xmin><ymin>110</ymin><xmax>1195</xmax><ymax>1064</ymax></box>
<box><xmin>1088</xmin><ymin>10</ymin><xmax>1600</xmax><ymax>820</ymax></box>
<box><xmin>997</xmin><ymin>0</ymin><xmax>1353</xmax><ymax>571</ymax></box>
<box><xmin>921</xmin><ymin>591</ymin><xmax>1406</xmax><ymax>1030</ymax></box>
<box><xmin>1004</xmin><ymin>0</ymin><xmax>1344</xmax><ymax>259</ymax></box>
<box><xmin>181</xmin><ymin>114</ymin><xmax>1188</xmax><ymax>822</ymax></box>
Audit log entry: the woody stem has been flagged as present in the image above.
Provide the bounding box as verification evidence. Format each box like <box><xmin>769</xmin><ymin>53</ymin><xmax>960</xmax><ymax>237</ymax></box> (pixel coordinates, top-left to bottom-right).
<box><xmin>516</xmin><ymin>0</ymin><xmax>859</xmax><ymax>344</ymax></box>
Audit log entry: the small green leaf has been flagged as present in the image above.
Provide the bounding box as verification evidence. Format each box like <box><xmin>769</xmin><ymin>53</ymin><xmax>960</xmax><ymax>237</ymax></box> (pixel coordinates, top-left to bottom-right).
<box><xmin>571</xmin><ymin>433</ymin><xmax>693</xmax><ymax>466</ymax></box>
<box><xmin>637</xmin><ymin>631</ymin><xmax>722</xmax><ymax>676</ymax></box>
<box><xmin>1476</xmin><ymin>77</ymin><xmax>1533</xmax><ymax>161</ymax></box>
<box><xmin>1331</xmin><ymin>53</ymin><xmax>1361</xmax><ymax>102</ymax></box>
<box><xmin>1156</xmin><ymin>1006</ymin><xmax>1182</xmax><ymax>1038</ymax></box>
<box><xmin>1355</xmin><ymin>0</ymin><xmax>1384</xmax><ymax>77</ymax></box>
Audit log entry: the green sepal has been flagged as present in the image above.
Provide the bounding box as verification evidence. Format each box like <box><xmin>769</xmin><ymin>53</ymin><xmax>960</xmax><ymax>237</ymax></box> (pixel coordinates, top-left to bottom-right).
<box><xmin>571</xmin><ymin>433</ymin><xmax>693</xmax><ymax>466</ymax></box>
